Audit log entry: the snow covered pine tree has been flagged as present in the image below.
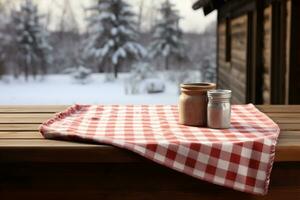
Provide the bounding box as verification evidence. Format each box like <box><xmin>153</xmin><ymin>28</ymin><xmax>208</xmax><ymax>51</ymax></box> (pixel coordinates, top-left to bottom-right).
<box><xmin>84</xmin><ymin>0</ymin><xmax>146</xmax><ymax>79</ymax></box>
<box><xmin>201</xmin><ymin>56</ymin><xmax>216</xmax><ymax>83</ymax></box>
<box><xmin>149</xmin><ymin>0</ymin><xmax>187</xmax><ymax>70</ymax></box>
<box><xmin>12</xmin><ymin>0</ymin><xmax>52</xmax><ymax>81</ymax></box>
<box><xmin>0</xmin><ymin>2</ymin><xmax>7</xmax><ymax>78</ymax></box>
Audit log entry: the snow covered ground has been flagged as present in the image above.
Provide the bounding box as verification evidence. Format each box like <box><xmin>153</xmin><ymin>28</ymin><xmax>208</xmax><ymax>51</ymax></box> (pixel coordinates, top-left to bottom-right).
<box><xmin>0</xmin><ymin>73</ymin><xmax>179</xmax><ymax>105</ymax></box>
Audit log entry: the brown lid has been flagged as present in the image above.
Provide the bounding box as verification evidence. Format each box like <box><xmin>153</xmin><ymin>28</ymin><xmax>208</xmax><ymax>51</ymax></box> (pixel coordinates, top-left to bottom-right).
<box><xmin>180</xmin><ymin>83</ymin><xmax>216</xmax><ymax>92</ymax></box>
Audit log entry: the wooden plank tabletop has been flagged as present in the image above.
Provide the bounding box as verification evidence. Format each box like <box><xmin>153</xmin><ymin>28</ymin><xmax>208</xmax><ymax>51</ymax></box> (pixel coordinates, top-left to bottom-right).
<box><xmin>0</xmin><ymin>105</ymin><xmax>299</xmax><ymax>163</ymax></box>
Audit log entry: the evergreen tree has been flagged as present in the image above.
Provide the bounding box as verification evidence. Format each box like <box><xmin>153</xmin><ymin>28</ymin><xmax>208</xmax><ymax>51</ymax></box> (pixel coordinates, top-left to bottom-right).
<box><xmin>149</xmin><ymin>0</ymin><xmax>187</xmax><ymax>70</ymax></box>
<box><xmin>201</xmin><ymin>57</ymin><xmax>216</xmax><ymax>83</ymax></box>
<box><xmin>0</xmin><ymin>1</ymin><xmax>8</xmax><ymax>78</ymax></box>
<box><xmin>84</xmin><ymin>0</ymin><xmax>146</xmax><ymax>79</ymax></box>
<box><xmin>12</xmin><ymin>0</ymin><xmax>52</xmax><ymax>81</ymax></box>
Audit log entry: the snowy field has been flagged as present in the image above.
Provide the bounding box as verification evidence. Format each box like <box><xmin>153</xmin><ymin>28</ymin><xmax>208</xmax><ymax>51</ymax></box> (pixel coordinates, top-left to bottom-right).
<box><xmin>0</xmin><ymin>73</ymin><xmax>179</xmax><ymax>105</ymax></box>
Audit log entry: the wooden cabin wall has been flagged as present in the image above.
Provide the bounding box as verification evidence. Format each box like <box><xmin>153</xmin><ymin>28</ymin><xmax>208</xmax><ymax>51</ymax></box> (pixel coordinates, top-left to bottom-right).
<box><xmin>262</xmin><ymin>6</ymin><xmax>272</xmax><ymax>104</ymax></box>
<box><xmin>217</xmin><ymin>15</ymin><xmax>248</xmax><ymax>104</ymax></box>
<box><xmin>230</xmin><ymin>16</ymin><xmax>248</xmax><ymax>103</ymax></box>
<box><xmin>217</xmin><ymin>22</ymin><xmax>231</xmax><ymax>91</ymax></box>
<box><xmin>289</xmin><ymin>0</ymin><xmax>300</xmax><ymax>104</ymax></box>
<box><xmin>285</xmin><ymin>0</ymin><xmax>291</xmax><ymax>104</ymax></box>
<box><xmin>216</xmin><ymin>0</ymin><xmax>298</xmax><ymax>104</ymax></box>
<box><xmin>296</xmin><ymin>1</ymin><xmax>300</xmax><ymax>100</ymax></box>
<box><xmin>261</xmin><ymin>0</ymin><xmax>293</xmax><ymax>104</ymax></box>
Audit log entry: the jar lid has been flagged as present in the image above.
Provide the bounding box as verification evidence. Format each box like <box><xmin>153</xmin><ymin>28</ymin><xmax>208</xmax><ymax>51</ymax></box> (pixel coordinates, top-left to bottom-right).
<box><xmin>208</xmin><ymin>89</ymin><xmax>232</xmax><ymax>99</ymax></box>
<box><xmin>180</xmin><ymin>83</ymin><xmax>216</xmax><ymax>92</ymax></box>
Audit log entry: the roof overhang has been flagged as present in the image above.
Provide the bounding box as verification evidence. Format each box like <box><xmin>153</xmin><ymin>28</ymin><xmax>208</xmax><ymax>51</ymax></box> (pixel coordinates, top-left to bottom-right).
<box><xmin>192</xmin><ymin>0</ymin><xmax>227</xmax><ymax>15</ymax></box>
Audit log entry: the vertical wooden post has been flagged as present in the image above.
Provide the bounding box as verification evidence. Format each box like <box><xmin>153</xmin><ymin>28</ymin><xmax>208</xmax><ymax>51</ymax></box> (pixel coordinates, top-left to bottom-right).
<box><xmin>216</xmin><ymin>16</ymin><xmax>220</xmax><ymax>87</ymax></box>
<box><xmin>279</xmin><ymin>0</ymin><xmax>287</xmax><ymax>104</ymax></box>
<box><xmin>252</xmin><ymin>0</ymin><xmax>264</xmax><ymax>104</ymax></box>
<box><xmin>270</xmin><ymin>0</ymin><xmax>285</xmax><ymax>104</ymax></box>
<box><xmin>246</xmin><ymin>0</ymin><xmax>264</xmax><ymax>104</ymax></box>
<box><xmin>284</xmin><ymin>0</ymin><xmax>291</xmax><ymax>104</ymax></box>
<box><xmin>225</xmin><ymin>17</ymin><xmax>231</xmax><ymax>62</ymax></box>
<box><xmin>288</xmin><ymin>0</ymin><xmax>300</xmax><ymax>104</ymax></box>
<box><xmin>246</xmin><ymin>12</ymin><xmax>253</xmax><ymax>103</ymax></box>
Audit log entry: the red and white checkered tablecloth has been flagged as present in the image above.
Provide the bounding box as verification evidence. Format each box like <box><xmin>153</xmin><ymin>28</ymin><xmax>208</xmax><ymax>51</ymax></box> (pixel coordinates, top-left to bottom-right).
<box><xmin>39</xmin><ymin>104</ymin><xmax>280</xmax><ymax>195</ymax></box>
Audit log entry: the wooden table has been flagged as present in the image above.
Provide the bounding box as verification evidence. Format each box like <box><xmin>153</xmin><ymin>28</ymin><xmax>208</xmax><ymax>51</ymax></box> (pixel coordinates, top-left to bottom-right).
<box><xmin>0</xmin><ymin>105</ymin><xmax>299</xmax><ymax>200</ymax></box>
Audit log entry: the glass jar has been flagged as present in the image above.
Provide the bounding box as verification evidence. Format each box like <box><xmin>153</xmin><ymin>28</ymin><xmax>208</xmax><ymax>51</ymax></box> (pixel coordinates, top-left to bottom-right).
<box><xmin>207</xmin><ymin>90</ymin><xmax>232</xmax><ymax>129</ymax></box>
<box><xmin>179</xmin><ymin>83</ymin><xmax>216</xmax><ymax>126</ymax></box>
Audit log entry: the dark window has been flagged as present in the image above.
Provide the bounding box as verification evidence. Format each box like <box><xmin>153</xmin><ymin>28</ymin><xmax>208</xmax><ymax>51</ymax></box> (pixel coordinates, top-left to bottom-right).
<box><xmin>225</xmin><ymin>17</ymin><xmax>231</xmax><ymax>62</ymax></box>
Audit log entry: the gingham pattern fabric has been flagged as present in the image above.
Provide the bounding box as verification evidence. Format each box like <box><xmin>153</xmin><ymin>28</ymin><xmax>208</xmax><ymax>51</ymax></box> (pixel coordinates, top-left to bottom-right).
<box><xmin>39</xmin><ymin>104</ymin><xmax>280</xmax><ymax>195</ymax></box>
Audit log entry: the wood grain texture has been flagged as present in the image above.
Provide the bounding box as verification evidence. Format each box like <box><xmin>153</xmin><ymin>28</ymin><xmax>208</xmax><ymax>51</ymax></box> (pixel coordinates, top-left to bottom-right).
<box><xmin>0</xmin><ymin>105</ymin><xmax>69</xmax><ymax>113</ymax></box>
<box><xmin>0</xmin><ymin>105</ymin><xmax>299</xmax><ymax>163</ymax></box>
<box><xmin>0</xmin><ymin>162</ymin><xmax>299</xmax><ymax>200</ymax></box>
<box><xmin>288</xmin><ymin>0</ymin><xmax>300</xmax><ymax>104</ymax></box>
<box><xmin>262</xmin><ymin>6</ymin><xmax>272</xmax><ymax>104</ymax></box>
<box><xmin>217</xmin><ymin>15</ymin><xmax>248</xmax><ymax>104</ymax></box>
<box><xmin>256</xmin><ymin>105</ymin><xmax>300</xmax><ymax>112</ymax></box>
<box><xmin>0</xmin><ymin>113</ymin><xmax>55</xmax><ymax>123</ymax></box>
<box><xmin>285</xmin><ymin>0</ymin><xmax>292</xmax><ymax>104</ymax></box>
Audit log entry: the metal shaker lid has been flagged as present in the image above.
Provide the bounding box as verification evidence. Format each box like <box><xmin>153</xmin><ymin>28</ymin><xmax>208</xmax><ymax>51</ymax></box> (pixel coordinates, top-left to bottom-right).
<box><xmin>207</xmin><ymin>89</ymin><xmax>232</xmax><ymax>99</ymax></box>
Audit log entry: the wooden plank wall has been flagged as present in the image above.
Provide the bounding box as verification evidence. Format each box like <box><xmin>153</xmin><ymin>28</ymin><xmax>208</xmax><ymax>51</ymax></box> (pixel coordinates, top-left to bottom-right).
<box><xmin>217</xmin><ymin>0</ymin><xmax>298</xmax><ymax>104</ymax></box>
<box><xmin>217</xmin><ymin>15</ymin><xmax>248</xmax><ymax>104</ymax></box>
<box><xmin>262</xmin><ymin>6</ymin><xmax>272</xmax><ymax>104</ymax></box>
<box><xmin>285</xmin><ymin>0</ymin><xmax>291</xmax><ymax>104</ymax></box>
<box><xmin>295</xmin><ymin>0</ymin><xmax>300</xmax><ymax>102</ymax></box>
<box><xmin>217</xmin><ymin>22</ymin><xmax>231</xmax><ymax>90</ymax></box>
<box><xmin>289</xmin><ymin>0</ymin><xmax>300</xmax><ymax>104</ymax></box>
<box><xmin>230</xmin><ymin>16</ymin><xmax>248</xmax><ymax>103</ymax></box>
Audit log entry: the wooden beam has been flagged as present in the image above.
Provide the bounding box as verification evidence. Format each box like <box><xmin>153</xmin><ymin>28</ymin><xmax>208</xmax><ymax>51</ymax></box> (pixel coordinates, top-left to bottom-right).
<box><xmin>288</xmin><ymin>0</ymin><xmax>300</xmax><ymax>104</ymax></box>
<box><xmin>284</xmin><ymin>0</ymin><xmax>292</xmax><ymax>104</ymax></box>
<box><xmin>0</xmin><ymin>161</ymin><xmax>299</xmax><ymax>200</ymax></box>
<box><xmin>251</xmin><ymin>0</ymin><xmax>264</xmax><ymax>104</ymax></box>
<box><xmin>218</xmin><ymin>0</ymin><xmax>256</xmax><ymax>21</ymax></box>
<box><xmin>246</xmin><ymin>12</ymin><xmax>253</xmax><ymax>103</ymax></box>
<box><xmin>270</xmin><ymin>0</ymin><xmax>285</xmax><ymax>104</ymax></box>
<box><xmin>0</xmin><ymin>105</ymin><xmax>69</xmax><ymax>113</ymax></box>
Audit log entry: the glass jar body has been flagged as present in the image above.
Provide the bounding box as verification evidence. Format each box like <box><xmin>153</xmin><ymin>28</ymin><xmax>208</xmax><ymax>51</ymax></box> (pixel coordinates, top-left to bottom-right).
<box><xmin>207</xmin><ymin>98</ymin><xmax>231</xmax><ymax>129</ymax></box>
<box><xmin>207</xmin><ymin>90</ymin><xmax>231</xmax><ymax>129</ymax></box>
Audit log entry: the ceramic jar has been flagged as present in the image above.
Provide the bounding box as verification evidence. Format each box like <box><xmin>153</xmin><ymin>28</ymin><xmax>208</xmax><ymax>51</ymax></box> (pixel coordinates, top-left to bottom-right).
<box><xmin>179</xmin><ymin>83</ymin><xmax>216</xmax><ymax>126</ymax></box>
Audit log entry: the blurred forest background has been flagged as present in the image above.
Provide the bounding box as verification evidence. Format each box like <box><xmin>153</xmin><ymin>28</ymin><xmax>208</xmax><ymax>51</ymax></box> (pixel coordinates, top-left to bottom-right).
<box><xmin>0</xmin><ymin>0</ymin><xmax>216</xmax><ymax>104</ymax></box>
